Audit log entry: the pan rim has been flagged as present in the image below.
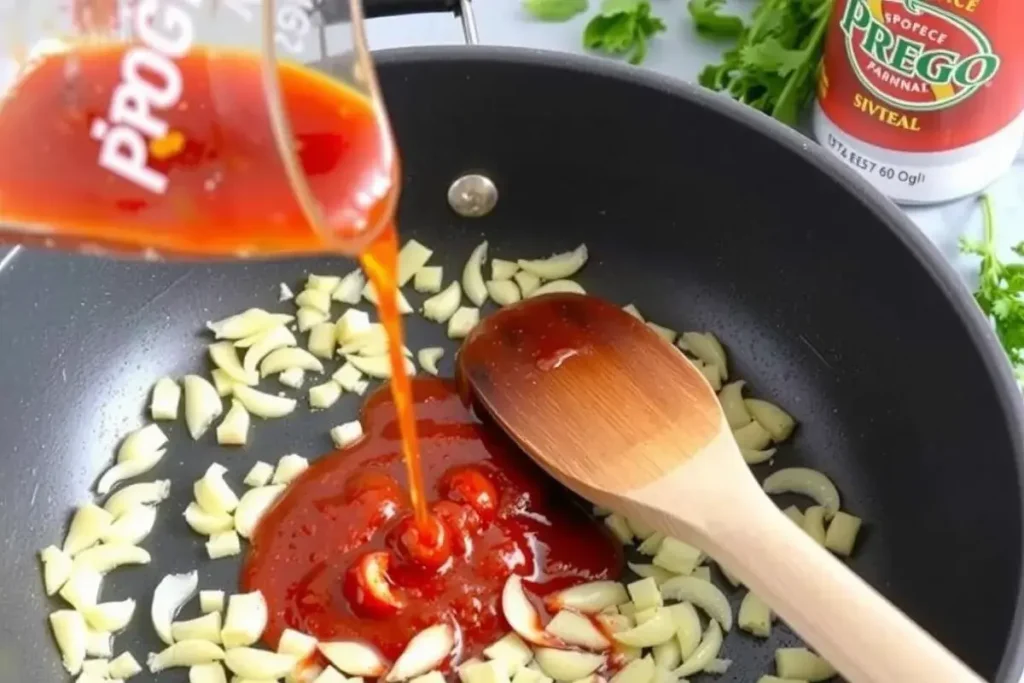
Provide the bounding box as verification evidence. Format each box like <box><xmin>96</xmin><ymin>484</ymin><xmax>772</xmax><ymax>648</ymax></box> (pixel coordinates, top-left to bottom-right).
<box><xmin>370</xmin><ymin>44</ymin><xmax>1024</xmax><ymax>682</ymax></box>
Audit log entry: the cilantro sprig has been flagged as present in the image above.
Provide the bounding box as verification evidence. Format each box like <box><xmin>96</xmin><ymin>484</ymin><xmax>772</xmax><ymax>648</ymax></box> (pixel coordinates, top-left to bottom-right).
<box><xmin>583</xmin><ymin>0</ymin><xmax>666</xmax><ymax>65</ymax></box>
<box><xmin>523</xmin><ymin>0</ymin><xmax>588</xmax><ymax>22</ymax></box>
<box><xmin>960</xmin><ymin>195</ymin><xmax>1024</xmax><ymax>381</ymax></box>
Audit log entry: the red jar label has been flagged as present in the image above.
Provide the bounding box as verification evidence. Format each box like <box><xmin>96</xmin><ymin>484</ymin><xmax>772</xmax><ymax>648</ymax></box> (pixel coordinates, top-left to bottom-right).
<box><xmin>818</xmin><ymin>0</ymin><xmax>1024</xmax><ymax>152</ymax></box>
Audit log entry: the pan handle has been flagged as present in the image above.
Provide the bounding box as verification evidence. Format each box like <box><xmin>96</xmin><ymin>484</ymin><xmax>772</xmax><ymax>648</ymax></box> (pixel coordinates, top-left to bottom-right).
<box><xmin>310</xmin><ymin>0</ymin><xmax>479</xmax><ymax>46</ymax></box>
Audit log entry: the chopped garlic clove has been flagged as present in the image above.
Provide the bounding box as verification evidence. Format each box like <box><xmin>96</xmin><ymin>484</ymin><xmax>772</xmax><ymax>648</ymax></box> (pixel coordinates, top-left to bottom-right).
<box><xmin>272</xmin><ymin>454</ymin><xmax>309</xmax><ymax>485</ymax></box>
<box><xmin>242</xmin><ymin>326</ymin><xmax>298</xmax><ymax>373</ymax></box>
<box><xmin>216</xmin><ymin>400</ymin><xmax>250</xmax><ymax>446</ymax></box>
<box><xmin>518</xmin><ymin>245</ymin><xmax>588</xmax><ymax>281</ymax></box>
<box><xmin>398</xmin><ymin>239</ymin><xmax>434</xmax><ymax>286</ymax></box>
<box><xmin>513</xmin><ymin>271</ymin><xmax>540</xmax><ymax>297</ymax></box>
<box><xmin>200</xmin><ymin>590</ymin><xmax>225</xmax><ymax>614</ymax></box>
<box><xmin>233</xmin><ymin>386</ymin><xmax>298</xmax><ymax>419</ymax></box>
<box><xmin>207</xmin><ymin>530</ymin><xmax>242</xmax><ymax>559</ymax></box>
<box><xmin>234</xmin><ymin>485</ymin><xmax>286</xmax><ymax>539</ymax></box>
<box><xmin>417</xmin><ymin>348</ymin><xmax>444</xmax><ymax>376</ymax></box>
<box><xmin>297</xmin><ymin>307</ymin><xmax>330</xmax><ymax>333</ymax></box>
<box><xmin>148</xmin><ymin>640</ymin><xmax>226</xmax><ymax>672</ymax></box>
<box><xmin>108</xmin><ymin>652</ymin><xmax>142</xmax><ymax>679</ymax></box>
<box><xmin>533</xmin><ymin>649</ymin><xmax>604</xmax><ymax>681</ymax></box>
<box><xmin>184</xmin><ymin>375</ymin><xmax>224</xmax><ymax>440</ymax></box>
<box><xmin>103</xmin><ymin>480</ymin><xmax>170</xmax><ymax>517</ymax></box>
<box><xmin>210</xmin><ymin>369</ymin><xmax>237</xmax><ymax>397</ymax></box>
<box><xmin>330</xmin><ymin>421</ymin><xmax>364</xmax><ymax>448</ymax></box>
<box><xmin>545</xmin><ymin>581</ymin><xmax>627</xmax><ymax>614</ymax></box>
<box><xmin>224</xmin><ymin>648</ymin><xmax>299</xmax><ymax>680</ymax></box>
<box><xmin>59</xmin><ymin>567</ymin><xmax>102</xmax><ymax>610</ymax></box>
<box><xmin>318</xmin><ymin>640</ymin><xmax>388</xmax><ymax>677</ymax></box>
<box><xmin>64</xmin><ymin>504</ymin><xmax>114</xmax><ymax>556</ymax></box>
<box><xmin>189</xmin><ymin>661</ymin><xmax>228</xmax><ymax>683</ymax></box>
<box><xmin>309</xmin><ymin>381</ymin><xmax>343</xmax><ymax>409</ymax></box>
<box><xmin>82</xmin><ymin>599</ymin><xmax>136</xmax><ymax>632</ymax></box>
<box><xmin>72</xmin><ymin>543</ymin><xmax>150</xmax><ymax>574</ymax></box>
<box><xmin>502</xmin><ymin>576</ymin><xmax>561</xmax><ymax>647</ymax></box>
<box><xmin>413</xmin><ymin>266</ymin><xmax>443</xmax><ymax>293</ymax></box>
<box><xmin>491</xmin><ymin>259</ymin><xmax>519</xmax><ymax>281</ymax></box>
<box><xmin>222</xmin><ymin>591</ymin><xmax>268</xmax><ymax>649</ymax></box>
<box><xmin>333</xmin><ymin>269</ymin><xmax>365</xmax><ymax>303</ymax></box>
<box><xmin>150</xmin><ymin>377</ymin><xmax>182</xmax><ymax>420</ymax></box>
<box><xmin>51</xmin><ymin>610</ymin><xmax>88</xmax><ymax>674</ymax></box>
<box><xmin>486</xmin><ymin>280</ymin><xmax>521</xmax><ymax>307</ymax></box>
<box><xmin>362</xmin><ymin>281</ymin><xmax>413</xmax><ymax>313</ymax></box>
<box><xmin>463</xmin><ymin>241</ymin><xmax>489</xmax><ymax>306</ymax></box>
<box><xmin>279</xmin><ymin>367</ymin><xmax>305</xmax><ymax>388</ymax></box>
<box><xmin>243</xmin><ymin>462</ymin><xmax>274</xmax><ymax>488</ymax></box>
<box><xmin>308</xmin><ymin>273</ymin><xmax>342</xmax><ymax>293</ymax></box>
<box><xmin>422</xmin><ymin>281</ymin><xmax>462</xmax><ymax>323</ymax></box>
<box><xmin>386</xmin><ymin>624</ymin><xmax>455</xmax><ymax>682</ymax></box>
<box><xmin>308</xmin><ymin>321</ymin><xmax>338</xmax><ymax>359</ymax></box>
<box><xmin>335</xmin><ymin>309</ymin><xmax>372</xmax><ymax>345</ymax></box>
<box><xmin>261</xmin><ymin>347</ymin><xmax>325</xmax><ymax>377</ymax></box>
<box><xmin>278</xmin><ymin>628</ymin><xmax>318</xmax><ymax>659</ymax></box>
<box><xmin>152</xmin><ymin>571</ymin><xmax>198</xmax><ymax>644</ymax></box>
<box><xmin>185</xmin><ymin>502</ymin><xmax>234</xmax><ymax>536</ymax></box>
<box><xmin>209</xmin><ymin>342</ymin><xmax>258</xmax><ymax>385</ymax></box>
<box><xmin>194</xmin><ymin>464</ymin><xmax>239</xmax><ymax>515</ymax></box>
<box><xmin>529</xmin><ymin>280</ymin><xmax>585</xmax><ymax>298</ymax></box>
<box><xmin>41</xmin><ymin>545</ymin><xmax>74</xmax><ymax>595</ymax></box>
<box><xmin>295</xmin><ymin>288</ymin><xmax>332</xmax><ymax>314</ymax></box>
<box><xmin>172</xmin><ymin>612</ymin><xmax>223</xmax><ymax>644</ymax></box>
<box><xmin>447</xmin><ymin>306</ymin><xmax>480</xmax><ymax>339</ymax></box>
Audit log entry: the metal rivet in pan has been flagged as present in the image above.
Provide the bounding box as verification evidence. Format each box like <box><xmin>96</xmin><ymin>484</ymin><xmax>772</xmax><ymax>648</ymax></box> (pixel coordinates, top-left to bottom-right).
<box><xmin>448</xmin><ymin>174</ymin><xmax>498</xmax><ymax>218</ymax></box>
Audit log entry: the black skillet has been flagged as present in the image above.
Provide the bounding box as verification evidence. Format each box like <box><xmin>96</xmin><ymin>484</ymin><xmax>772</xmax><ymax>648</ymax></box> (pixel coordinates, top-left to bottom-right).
<box><xmin>0</xmin><ymin>1</ymin><xmax>1022</xmax><ymax>681</ymax></box>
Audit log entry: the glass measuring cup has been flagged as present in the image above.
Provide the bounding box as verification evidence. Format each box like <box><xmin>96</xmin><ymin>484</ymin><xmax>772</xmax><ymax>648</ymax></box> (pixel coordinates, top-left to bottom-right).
<box><xmin>0</xmin><ymin>0</ymin><xmax>397</xmax><ymax>258</ymax></box>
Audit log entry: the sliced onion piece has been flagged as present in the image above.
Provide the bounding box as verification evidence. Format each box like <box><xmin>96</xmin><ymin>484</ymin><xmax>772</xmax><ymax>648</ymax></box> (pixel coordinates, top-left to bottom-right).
<box><xmin>677</xmin><ymin>332</ymin><xmax>727</xmax><ymax>383</ymax></box>
<box><xmin>117</xmin><ymin>424</ymin><xmax>169</xmax><ymax>463</ymax></box>
<box><xmin>298</xmin><ymin>307</ymin><xmax>330</xmax><ymax>332</ymax></box>
<box><xmin>545</xmin><ymin>611</ymin><xmax>609</xmax><ymax>650</ymax></box>
<box><xmin>335</xmin><ymin>309</ymin><xmax>372</xmax><ymax>345</ymax></box>
<box><xmin>733</xmin><ymin>420</ymin><xmax>772</xmax><ymax>451</ymax></box>
<box><xmin>261</xmin><ymin>347</ymin><xmax>324</xmax><ymax>377</ymax></box>
<box><xmin>775</xmin><ymin>647</ymin><xmax>836</xmax><ymax>681</ymax></box>
<box><xmin>603</xmin><ymin>514</ymin><xmax>633</xmax><ymax>545</ymax></box>
<box><xmin>82</xmin><ymin>599</ymin><xmax>136</xmax><ymax>632</ymax></box>
<box><xmin>486</xmin><ymin>280</ymin><xmax>521</xmax><ymax>307</ymax></box>
<box><xmin>243</xmin><ymin>462</ymin><xmax>274</xmax><ymax>488</ymax></box>
<box><xmin>331</xmin><ymin>421</ymin><xmax>364</xmax><ymax>448</ymax></box>
<box><xmin>502</xmin><ymin>576</ymin><xmax>562</xmax><ymax>647</ymax></box>
<box><xmin>235</xmin><ymin>485</ymin><xmax>285</xmax><ymax>539</ymax></box>
<box><xmin>152</xmin><ymin>571</ymin><xmax>198</xmax><ymax>644</ymax></box>
<box><xmin>339</xmin><ymin>323</ymin><xmax>388</xmax><ymax>356</ymax></box>
<box><xmin>209</xmin><ymin>342</ymin><xmax>258</xmax><ymax>385</ymax></box>
<box><xmin>463</xmin><ymin>241</ymin><xmax>489</xmax><ymax>306</ymax></box>
<box><xmin>172</xmin><ymin>612</ymin><xmax>222</xmax><ymax>643</ymax></box>
<box><xmin>189</xmin><ymin>661</ymin><xmax>228</xmax><ymax>683</ymax></box>
<box><xmin>745</xmin><ymin>398</ymin><xmax>796</xmax><ymax>442</ymax></box>
<box><xmin>659</xmin><ymin>576</ymin><xmax>732</xmax><ymax>631</ymax></box>
<box><xmin>96</xmin><ymin>447</ymin><xmax>166</xmax><ymax>496</ymax></box>
<box><xmin>194</xmin><ymin>464</ymin><xmax>239</xmax><ymax>515</ymax></box>
<box><xmin>50</xmin><ymin>610</ymin><xmax>88</xmax><ymax>674</ymax></box>
<box><xmin>459</xmin><ymin>659</ymin><xmax>510</xmax><ymax>683</ymax></box>
<box><xmin>332</xmin><ymin>269</ymin><xmax>365</xmax><ymax>304</ymax></box>
<box><xmin>763</xmin><ymin>467</ymin><xmax>840</xmax><ymax>518</ymax></box>
<box><xmin>737</xmin><ymin>592</ymin><xmax>772</xmax><ymax>638</ymax></box>
<box><xmin>529</xmin><ymin>280</ymin><xmax>585</xmax><ymax>298</ymax></box>
<box><xmin>518</xmin><ymin>245</ymin><xmax>588</xmax><ymax>281</ymax></box>
<box><xmin>278</xmin><ymin>628</ymin><xmax>318</xmax><ymax>658</ymax></box>
<box><xmin>103</xmin><ymin>480</ymin><xmax>170</xmax><ymax>517</ymax></box>
<box><xmin>611</xmin><ymin>608</ymin><xmax>674</xmax><ymax>647</ymax></box>
<box><xmin>386</xmin><ymin>623</ymin><xmax>455</xmax><ymax>681</ymax></box>
<box><xmin>409</xmin><ymin>671</ymin><xmax>446</xmax><ymax>683</ymax></box>
<box><xmin>645</xmin><ymin>322</ymin><xmax>676</xmax><ymax>344</ymax></box>
<box><xmin>482</xmin><ymin>633</ymin><xmax>533</xmax><ymax>675</ymax></box>
<box><xmin>636</xmin><ymin>532</ymin><xmax>664</xmax><ymax>556</ymax></box>
<box><xmin>346</xmin><ymin>353</ymin><xmax>415</xmax><ymax>379</ymax></box>
<box><xmin>72</xmin><ymin>543</ymin><xmax>150</xmax><ymax>574</ymax></box>
<box><xmin>222</xmin><ymin>591</ymin><xmax>268</xmax><ymax>649</ymax></box>
<box><xmin>184</xmin><ymin>502</ymin><xmax>234</xmax><ymax>536</ymax></box>
<box><xmin>319</xmin><ymin>640</ymin><xmax>388</xmax><ymax>677</ymax></box>
<box><xmin>64</xmin><ymin>504</ymin><xmax>114</xmax><ymax>556</ymax></box>
<box><xmin>295</xmin><ymin>288</ymin><xmax>331</xmax><ymax>314</ymax></box>
<box><xmin>81</xmin><ymin>658</ymin><xmax>110</xmax><ymax>678</ymax></box>
<box><xmin>802</xmin><ymin>506</ymin><xmax>827</xmax><ymax>546</ymax></box>
<box><xmin>513</xmin><ymin>271</ymin><xmax>540</xmax><ymax>297</ymax></box>
<box><xmin>308</xmin><ymin>321</ymin><xmax>338</xmax><ymax>359</ymax></box>
<box><xmin>59</xmin><ymin>567</ymin><xmax>102</xmax><ymax>610</ymax></box>
<box><xmin>447</xmin><ymin>306</ymin><xmax>480</xmax><ymax>339</ymax></box>
<box><xmin>243</xmin><ymin>326</ymin><xmax>298</xmax><ymax>373</ymax></box>
<box><xmin>825</xmin><ymin>510</ymin><xmax>862</xmax><ymax>557</ymax></box>
<box><xmin>491</xmin><ymin>259</ymin><xmax>519</xmax><ymax>281</ymax></box>
<box><xmin>533</xmin><ymin>648</ymin><xmax>604</xmax><ymax>681</ymax></box>
<box><xmin>184</xmin><ymin>375</ymin><xmax>224</xmax><ymax>440</ymax></box>
<box><xmin>148</xmin><ymin>640</ymin><xmax>226</xmax><ymax>672</ymax></box>
<box><xmin>207</xmin><ymin>309</ymin><xmax>292</xmax><ymax>340</ymax></box>
<box><xmin>279</xmin><ymin>367</ymin><xmax>306</xmax><ymax>388</ymax></box>
<box><xmin>272</xmin><ymin>454</ymin><xmax>309</xmax><ymax>485</ymax></box>
<box><xmin>200</xmin><ymin>590</ymin><xmax>225</xmax><ymax>614</ymax></box>
<box><xmin>666</xmin><ymin>602</ymin><xmax>701</xmax><ymax>659</ymax></box>
<box><xmin>307</xmin><ymin>273</ymin><xmax>342</xmax><ymax>293</ymax></box>
<box><xmin>398</xmin><ymin>239</ymin><xmax>435</xmax><ymax>286</ymax></box>
<box><xmin>626</xmin><ymin>563</ymin><xmax>673</xmax><ymax>586</ymax></box>
<box><xmin>652</xmin><ymin>638</ymin><xmax>681</xmax><ymax>671</ymax></box>
<box><xmin>108</xmin><ymin>652</ymin><xmax>142</xmax><ymax>679</ymax></box>
<box><xmin>741</xmin><ymin>447</ymin><xmax>776</xmax><ymax>465</ymax></box>
<box><xmin>717</xmin><ymin>381</ymin><xmax>751</xmax><ymax>429</ymax></box>
<box><xmin>652</xmin><ymin>538</ymin><xmax>703</xmax><ymax>576</ymax></box>
<box><xmin>609</xmin><ymin>654</ymin><xmax>653</xmax><ymax>683</ymax></box>
<box><xmin>206</xmin><ymin>530</ymin><xmax>242</xmax><ymax>559</ymax></box>
<box><xmin>545</xmin><ymin>581</ymin><xmax>627</xmax><ymax>614</ymax></box>
<box><xmin>670</xmin><ymin>620</ymin><xmax>722</xmax><ymax>678</ymax></box>
<box><xmin>41</xmin><ymin>545</ymin><xmax>74</xmax><ymax>595</ymax></box>
<box><xmin>214</xmin><ymin>399</ymin><xmax>248</xmax><ymax>446</ymax></box>
<box><xmin>210</xmin><ymin>369</ymin><xmax>237</xmax><ymax>397</ymax></box>
<box><xmin>362</xmin><ymin>281</ymin><xmax>414</xmax><ymax>314</ymax></box>
<box><xmin>422</xmin><ymin>281</ymin><xmax>462</xmax><ymax>323</ymax></box>
<box><xmin>233</xmin><ymin>385</ymin><xmax>297</xmax><ymax>419</ymax></box>
<box><xmin>413</xmin><ymin>266</ymin><xmax>443</xmax><ymax>294</ymax></box>
<box><xmin>417</xmin><ymin>348</ymin><xmax>444</xmax><ymax>377</ymax></box>
<box><xmin>150</xmin><ymin>377</ymin><xmax>182</xmax><ymax>420</ymax></box>
<box><xmin>309</xmin><ymin>381</ymin><xmax>343</xmax><ymax>409</ymax></box>
<box><xmin>85</xmin><ymin>628</ymin><xmax>112</xmax><ymax>658</ymax></box>
<box><xmin>224</xmin><ymin>648</ymin><xmax>299</xmax><ymax>679</ymax></box>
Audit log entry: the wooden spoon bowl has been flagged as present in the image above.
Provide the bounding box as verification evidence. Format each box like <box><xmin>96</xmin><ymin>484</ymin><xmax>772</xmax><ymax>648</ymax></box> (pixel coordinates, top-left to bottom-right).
<box><xmin>458</xmin><ymin>293</ymin><xmax>984</xmax><ymax>683</ymax></box>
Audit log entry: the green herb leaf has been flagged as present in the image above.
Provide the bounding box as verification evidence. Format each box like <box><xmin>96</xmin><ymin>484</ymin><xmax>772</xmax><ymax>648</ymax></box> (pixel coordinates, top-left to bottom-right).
<box><xmin>687</xmin><ymin>0</ymin><xmax>744</xmax><ymax>38</ymax></box>
<box><xmin>583</xmin><ymin>0</ymin><xmax>666</xmax><ymax>65</ymax></box>
<box><xmin>523</xmin><ymin>0</ymin><xmax>588</xmax><ymax>22</ymax></box>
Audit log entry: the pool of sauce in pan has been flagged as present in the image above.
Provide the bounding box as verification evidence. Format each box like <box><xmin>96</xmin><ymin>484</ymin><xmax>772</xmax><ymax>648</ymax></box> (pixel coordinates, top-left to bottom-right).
<box><xmin>242</xmin><ymin>379</ymin><xmax>623</xmax><ymax>662</ymax></box>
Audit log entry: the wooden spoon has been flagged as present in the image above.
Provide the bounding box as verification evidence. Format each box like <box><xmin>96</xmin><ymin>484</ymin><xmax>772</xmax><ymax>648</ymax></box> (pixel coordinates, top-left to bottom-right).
<box><xmin>457</xmin><ymin>293</ymin><xmax>985</xmax><ymax>683</ymax></box>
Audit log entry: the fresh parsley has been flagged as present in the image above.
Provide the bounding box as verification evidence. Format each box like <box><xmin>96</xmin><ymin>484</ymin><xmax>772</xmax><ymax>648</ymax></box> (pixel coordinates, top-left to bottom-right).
<box><xmin>583</xmin><ymin>0</ymin><xmax>666</xmax><ymax>65</ymax></box>
<box><xmin>960</xmin><ymin>195</ymin><xmax>1024</xmax><ymax>381</ymax></box>
<box><xmin>523</xmin><ymin>0</ymin><xmax>588</xmax><ymax>22</ymax></box>
<box><xmin>690</xmin><ymin>0</ymin><xmax>833</xmax><ymax>124</ymax></box>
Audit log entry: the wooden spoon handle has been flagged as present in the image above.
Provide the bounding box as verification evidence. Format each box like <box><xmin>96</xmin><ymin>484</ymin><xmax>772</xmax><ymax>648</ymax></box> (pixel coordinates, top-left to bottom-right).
<box><xmin>700</xmin><ymin>484</ymin><xmax>985</xmax><ymax>683</ymax></box>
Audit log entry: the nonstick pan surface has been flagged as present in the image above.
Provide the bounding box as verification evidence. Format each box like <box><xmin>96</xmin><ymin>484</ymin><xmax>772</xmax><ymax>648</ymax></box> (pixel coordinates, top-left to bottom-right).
<box><xmin>1</xmin><ymin>47</ymin><xmax>1022</xmax><ymax>682</ymax></box>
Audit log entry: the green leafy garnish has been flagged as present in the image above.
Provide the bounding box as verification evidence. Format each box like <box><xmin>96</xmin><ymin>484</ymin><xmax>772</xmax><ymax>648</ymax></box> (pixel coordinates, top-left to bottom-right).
<box><xmin>583</xmin><ymin>0</ymin><xmax>666</xmax><ymax>65</ymax></box>
<box><xmin>687</xmin><ymin>0</ymin><xmax>743</xmax><ymax>38</ymax></box>
<box><xmin>690</xmin><ymin>0</ymin><xmax>833</xmax><ymax>124</ymax></box>
<box><xmin>523</xmin><ymin>0</ymin><xmax>588</xmax><ymax>22</ymax></box>
<box><xmin>960</xmin><ymin>195</ymin><xmax>1024</xmax><ymax>381</ymax></box>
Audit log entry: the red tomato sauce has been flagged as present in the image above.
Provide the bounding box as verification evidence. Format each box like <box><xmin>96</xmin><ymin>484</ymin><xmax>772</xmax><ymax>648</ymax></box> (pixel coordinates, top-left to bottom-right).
<box><xmin>242</xmin><ymin>379</ymin><xmax>623</xmax><ymax>663</ymax></box>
